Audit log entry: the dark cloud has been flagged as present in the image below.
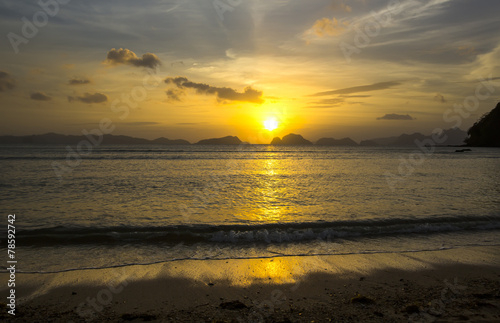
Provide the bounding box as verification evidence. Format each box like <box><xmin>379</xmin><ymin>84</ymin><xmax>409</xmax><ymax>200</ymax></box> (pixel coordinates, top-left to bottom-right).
<box><xmin>166</xmin><ymin>77</ymin><xmax>188</xmax><ymax>87</ymax></box>
<box><xmin>0</xmin><ymin>71</ymin><xmax>15</xmax><ymax>91</ymax></box>
<box><xmin>315</xmin><ymin>98</ymin><xmax>345</xmax><ymax>105</ymax></box>
<box><xmin>434</xmin><ymin>93</ymin><xmax>446</xmax><ymax>103</ymax></box>
<box><xmin>306</xmin><ymin>105</ymin><xmax>341</xmax><ymax>109</ymax></box>
<box><xmin>309</xmin><ymin>94</ymin><xmax>371</xmax><ymax>108</ymax></box>
<box><xmin>68</xmin><ymin>92</ymin><xmax>108</xmax><ymax>104</ymax></box>
<box><xmin>377</xmin><ymin>114</ymin><xmax>415</xmax><ymax>120</ymax></box>
<box><xmin>340</xmin><ymin>95</ymin><xmax>372</xmax><ymax>98</ymax></box>
<box><xmin>176</xmin><ymin>122</ymin><xmax>208</xmax><ymax>125</ymax></box>
<box><xmin>30</xmin><ymin>92</ymin><xmax>51</xmax><ymax>101</ymax></box>
<box><xmin>166</xmin><ymin>88</ymin><xmax>182</xmax><ymax>102</ymax></box>
<box><xmin>310</xmin><ymin>81</ymin><xmax>401</xmax><ymax>97</ymax></box>
<box><xmin>105</xmin><ymin>48</ymin><xmax>161</xmax><ymax>69</ymax></box>
<box><xmin>164</xmin><ymin>76</ymin><xmax>264</xmax><ymax>103</ymax></box>
<box><xmin>122</xmin><ymin>122</ymin><xmax>160</xmax><ymax>126</ymax></box>
<box><xmin>68</xmin><ymin>78</ymin><xmax>90</xmax><ymax>85</ymax></box>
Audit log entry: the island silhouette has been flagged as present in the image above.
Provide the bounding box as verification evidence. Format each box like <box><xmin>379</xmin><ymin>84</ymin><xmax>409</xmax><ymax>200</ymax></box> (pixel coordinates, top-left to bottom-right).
<box><xmin>0</xmin><ymin>130</ymin><xmax>467</xmax><ymax>146</ymax></box>
<box><xmin>271</xmin><ymin>133</ymin><xmax>313</xmax><ymax>146</ymax></box>
<box><xmin>195</xmin><ymin>136</ymin><xmax>242</xmax><ymax>145</ymax></box>
<box><xmin>1</xmin><ymin>102</ymin><xmax>498</xmax><ymax>147</ymax></box>
<box><xmin>465</xmin><ymin>102</ymin><xmax>500</xmax><ymax>147</ymax></box>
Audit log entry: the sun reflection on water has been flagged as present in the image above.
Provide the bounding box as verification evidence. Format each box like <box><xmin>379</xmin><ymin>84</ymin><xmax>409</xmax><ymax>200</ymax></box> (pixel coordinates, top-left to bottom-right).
<box><xmin>255</xmin><ymin>158</ymin><xmax>282</xmax><ymax>222</ymax></box>
<box><xmin>233</xmin><ymin>151</ymin><xmax>303</xmax><ymax>223</ymax></box>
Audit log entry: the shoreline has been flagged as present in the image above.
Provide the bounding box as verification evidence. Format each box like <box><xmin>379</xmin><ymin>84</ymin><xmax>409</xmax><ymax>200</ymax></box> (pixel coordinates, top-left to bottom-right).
<box><xmin>1</xmin><ymin>245</ymin><xmax>499</xmax><ymax>322</ymax></box>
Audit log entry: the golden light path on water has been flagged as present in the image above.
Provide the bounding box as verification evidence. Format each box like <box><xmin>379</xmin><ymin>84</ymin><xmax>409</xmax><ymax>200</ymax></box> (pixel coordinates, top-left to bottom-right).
<box><xmin>2</xmin><ymin>145</ymin><xmax>500</xmax><ymax>274</ymax></box>
<box><xmin>257</xmin><ymin>158</ymin><xmax>282</xmax><ymax>222</ymax></box>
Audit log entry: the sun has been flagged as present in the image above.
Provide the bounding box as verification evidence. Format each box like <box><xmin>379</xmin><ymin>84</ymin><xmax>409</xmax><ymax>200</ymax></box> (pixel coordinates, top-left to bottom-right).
<box><xmin>263</xmin><ymin>117</ymin><xmax>279</xmax><ymax>131</ymax></box>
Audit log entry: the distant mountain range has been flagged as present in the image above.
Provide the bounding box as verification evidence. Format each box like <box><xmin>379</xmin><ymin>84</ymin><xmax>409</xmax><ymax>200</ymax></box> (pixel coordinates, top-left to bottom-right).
<box><xmin>270</xmin><ymin>128</ymin><xmax>468</xmax><ymax>146</ymax></box>
<box><xmin>361</xmin><ymin>128</ymin><xmax>468</xmax><ymax>147</ymax></box>
<box><xmin>0</xmin><ymin>128</ymin><xmax>468</xmax><ymax>146</ymax></box>
<box><xmin>0</xmin><ymin>133</ymin><xmax>244</xmax><ymax>146</ymax></box>
<box><xmin>0</xmin><ymin>133</ymin><xmax>191</xmax><ymax>145</ymax></box>
<box><xmin>3</xmin><ymin>102</ymin><xmax>499</xmax><ymax>147</ymax></box>
<box><xmin>316</xmin><ymin>137</ymin><xmax>359</xmax><ymax>146</ymax></box>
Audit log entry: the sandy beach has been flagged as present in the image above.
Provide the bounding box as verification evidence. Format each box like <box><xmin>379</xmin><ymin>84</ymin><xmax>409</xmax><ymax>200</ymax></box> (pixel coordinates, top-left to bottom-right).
<box><xmin>1</xmin><ymin>245</ymin><xmax>499</xmax><ymax>322</ymax></box>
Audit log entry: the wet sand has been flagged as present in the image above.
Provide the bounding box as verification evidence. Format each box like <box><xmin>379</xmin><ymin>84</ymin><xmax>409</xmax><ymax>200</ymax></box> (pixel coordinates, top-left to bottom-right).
<box><xmin>1</xmin><ymin>245</ymin><xmax>499</xmax><ymax>322</ymax></box>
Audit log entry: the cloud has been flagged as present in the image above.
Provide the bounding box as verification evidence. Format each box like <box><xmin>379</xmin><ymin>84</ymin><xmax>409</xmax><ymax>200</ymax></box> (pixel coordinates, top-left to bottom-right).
<box><xmin>177</xmin><ymin>122</ymin><xmax>208</xmax><ymax>125</ymax></box>
<box><xmin>170</xmin><ymin>61</ymin><xmax>185</xmax><ymax>68</ymax></box>
<box><xmin>434</xmin><ymin>93</ymin><xmax>446</xmax><ymax>103</ymax></box>
<box><xmin>68</xmin><ymin>78</ymin><xmax>91</xmax><ymax>85</ymax></box>
<box><xmin>318</xmin><ymin>98</ymin><xmax>345</xmax><ymax>104</ymax></box>
<box><xmin>313</xmin><ymin>98</ymin><xmax>345</xmax><ymax>106</ymax></box>
<box><xmin>30</xmin><ymin>68</ymin><xmax>44</xmax><ymax>75</ymax></box>
<box><xmin>122</xmin><ymin>122</ymin><xmax>160</xmax><ymax>126</ymax></box>
<box><xmin>457</xmin><ymin>45</ymin><xmax>476</xmax><ymax>57</ymax></box>
<box><xmin>225</xmin><ymin>49</ymin><xmax>237</xmax><ymax>59</ymax></box>
<box><xmin>340</xmin><ymin>95</ymin><xmax>372</xmax><ymax>98</ymax></box>
<box><xmin>306</xmin><ymin>105</ymin><xmax>341</xmax><ymax>109</ymax></box>
<box><xmin>104</xmin><ymin>48</ymin><xmax>161</xmax><ymax>69</ymax></box>
<box><xmin>0</xmin><ymin>71</ymin><xmax>15</xmax><ymax>91</ymax></box>
<box><xmin>68</xmin><ymin>92</ymin><xmax>108</xmax><ymax>104</ymax></box>
<box><xmin>330</xmin><ymin>1</ymin><xmax>352</xmax><ymax>13</ymax></box>
<box><xmin>308</xmin><ymin>94</ymin><xmax>372</xmax><ymax>109</ymax></box>
<box><xmin>311</xmin><ymin>17</ymin><xmax>348</xmax><ymax>37</ymax></box>
<box><xmin>30</xmin><ymin>92</ymin><xmax>51</xmax><ymax>101</ymax></box>
<box><xmin>164</xmin><ymin>76</ymin><xmax>264</xmax><ymax>103</ymax></box>
<box><xmin>377</xmin><ymin>114</ymin><xmax>414</xmax><ymax>120</ymax></box>
<box><xmin>166</xmin><ymin>88</ymin><xmax>183</xmax><ymax>102</ymax></box>
<box><xmin>310</xmin><ymin>81</ymin><xmax>401</xmax><ymax>96</ymax></box>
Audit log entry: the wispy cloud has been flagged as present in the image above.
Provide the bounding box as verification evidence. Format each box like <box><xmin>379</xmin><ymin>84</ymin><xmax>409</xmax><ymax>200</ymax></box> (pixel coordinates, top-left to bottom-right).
<box><xmin>330</xmin><ymin>1</ymin><xmax>352</xmax><ymax>13</ymax></box>
<box><xmin>312</xmin><ymin>98</ymin><xmax>346</xmax><ymax>106</ymax></box>
<box><xmin>176</xmin><ymin>122</ymin><xmax>208</xmax><ymax>125</ymax></box>
<box><xmin>310</xmin><ymin>81</ymin><xmax>401</xmax><ymax>96</ymax></box>
<box><xmin>0</xmin><ymin>71</ymin><xmax>15</xmax><ymax>92</ymax></box>
<box><xmin>30</xmin><ymin>92</ymin><xmax>51</xmax><ymax>101</ymax></box>
<box><xmin>310</xmin><ymin>17</ymin><xmax>348</xmax><ymax>37</ymax></box>
<box><xmin>122</xmin><ymin>122</ymin><xmax>160</xmax><ymax>126</ymax></box>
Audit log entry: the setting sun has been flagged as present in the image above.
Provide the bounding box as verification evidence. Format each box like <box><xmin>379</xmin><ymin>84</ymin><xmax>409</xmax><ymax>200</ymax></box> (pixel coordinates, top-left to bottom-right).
<box><xmin>264</xmin><ymin>118</ymin><xmax>279</xmax><ymax>131</ymax></box>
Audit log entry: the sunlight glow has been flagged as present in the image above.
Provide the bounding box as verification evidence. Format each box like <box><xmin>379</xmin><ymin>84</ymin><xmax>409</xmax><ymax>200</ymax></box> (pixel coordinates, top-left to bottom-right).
<box><xmin>264</xmin><ymin>118</ymin><xmax>279</xmax><ymax>131</ymax></box>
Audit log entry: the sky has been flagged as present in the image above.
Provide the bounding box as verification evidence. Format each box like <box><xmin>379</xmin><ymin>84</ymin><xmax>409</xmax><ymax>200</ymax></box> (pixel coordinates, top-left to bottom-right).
<box><xmin>1</xmin><ymin>0</ymin><xmax>500</xmax><ymax>143</ymax></box>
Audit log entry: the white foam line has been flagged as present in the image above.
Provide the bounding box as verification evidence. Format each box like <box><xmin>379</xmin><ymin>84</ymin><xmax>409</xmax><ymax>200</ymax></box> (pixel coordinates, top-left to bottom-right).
<box><xmin>10</xmin><ymin>243</ymin><xmax>500</xmax><ymax>275</ymax></box>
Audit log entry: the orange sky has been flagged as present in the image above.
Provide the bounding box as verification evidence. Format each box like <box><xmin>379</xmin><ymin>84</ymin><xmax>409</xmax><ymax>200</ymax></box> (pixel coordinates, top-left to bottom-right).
<box><xmin>1</xmin><ymin>0</ymin><xmax>499</xmax><ymax>143</ymax></box>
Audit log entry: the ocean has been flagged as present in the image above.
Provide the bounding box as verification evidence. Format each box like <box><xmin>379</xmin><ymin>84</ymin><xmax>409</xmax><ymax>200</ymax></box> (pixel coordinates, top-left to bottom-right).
<box><xmin>1</xmin><ymin>145</ymin><xmax>499</xmax><ymax>273</ymax></box>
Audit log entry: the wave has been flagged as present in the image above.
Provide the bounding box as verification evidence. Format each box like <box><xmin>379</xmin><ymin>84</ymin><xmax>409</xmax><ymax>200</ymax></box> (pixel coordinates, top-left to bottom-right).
<box><xmin>8</xmin><ymin>244</ymin><xmax>493</xmax><ymax>274</ymax></box>
<box><xmin>3</xmin><ymin>216</ymin><xmax>500</xmax><ymax>247</ymax></box>
<box><xmin>0</xmin><ymin>150</ymin><xmax>336</xmax><ymax>161</ymax></box>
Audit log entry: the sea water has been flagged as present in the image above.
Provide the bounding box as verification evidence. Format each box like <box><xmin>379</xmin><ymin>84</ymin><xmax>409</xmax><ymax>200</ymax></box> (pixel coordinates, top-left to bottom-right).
<box><xmin>0</xmin><ymin>145</ymin><xmax>499</xmax><ymax>272</ymax></box>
